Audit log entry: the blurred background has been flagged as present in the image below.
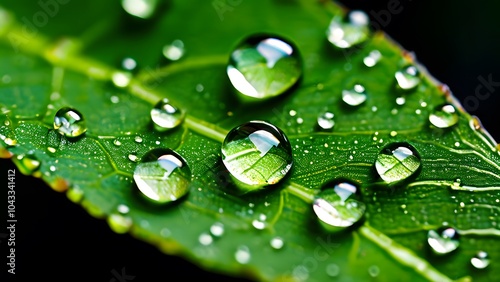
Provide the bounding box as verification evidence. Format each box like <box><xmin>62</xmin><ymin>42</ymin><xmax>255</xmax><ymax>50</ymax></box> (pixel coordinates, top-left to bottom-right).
<box><xmin>1</xmin><ymin>0</ymin><xmax>499</xmax><ymax>281</ymax></box>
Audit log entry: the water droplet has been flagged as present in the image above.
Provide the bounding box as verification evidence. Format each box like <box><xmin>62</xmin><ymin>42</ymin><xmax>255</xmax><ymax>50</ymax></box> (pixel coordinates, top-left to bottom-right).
<box><xmin>227</xmin><ymin>34</ymin><xmax>302</xmax><ymax>100</ymax></box>
<box><xmin>368</xmin><ymin>265</ymin><xmax>380</xmax><ymax>277</ymax></box>
<box><xmin>313</xmin><ymin>180</ymin><xmax>366</xmax><ymax>231</ymax></box>
<box><xmin>110</xmin><ymin>95</ymin><xmax>120</xmax><ymax>104</ymax></box>
<box><xmin>326</xmin><ymin>263</ymin><xmax>340</xmax><ymax>277</ymax></box>
<box><xmin>162</xmin><ymin>39</ymin><xmax>185</xmax><ymax>61</ymax></box>
<box><xmin>121</xmin><ymin>57</ymin><xmax>138</xmax><ymax>73</ymax></box>
<box><xmin>317</xmin><ymin>112</ymin><xmax>335</xmax><ymax>130</ymax></box>
<box><xmin>252</xmin><ymin>219</ymin><xmax>266</xmax><ymax>230</ymax></box>
<box><xmin>235</xmin><ymin>245</ymin><xmax>251</xmax><ymax>264</ymax></box>
<box><xmin>363</xmin><ymin>50</ymin><xmax>382</xmax><ymax>67</ymax></box>
<box><xmin>117</xmin><ymin>204</ymin><xmax>130</xmax><ymax>214</ymax></box>
<box><xmin>427</xmin><ymin>226</ymin><xmax>460</xmax><ymax>255</ymax></box>
<box><xmin>210</xmin><ymin>222</ymin><xmax>224</xmax><ymax>237</ymax></box>
<box><xmin>150</xmin><ymin>98</ymin><xmax>185</xmax><ymax>131</ymax></box>
<box><xmin>198</xmin><ymin>232</ymin><xmax>213</xmax><ymax>246</ymax></box>
<box><xmin>53</xmin><ymin>107</ymin><xmax>87</xmax><ymax>138</ymax></box>
<box><xmin>111</xmin><ymin>71</ymin><xmax>132</xmax><ymax>88</ymax></box>
<box><xmin>342</xmin><ymin>84</ymin><xmax>367</xmax><ymax>106</ymax></box>
<box><xmin>47</xmin><ymin>147</ymin><xmax>57</xmax><ymax>154</ymax></box>
<box><xmin>133</xmin><ymin>148</ymin><xmax>191</xmax><ymax>204</ymax></box>
<box><xmin>121</xmin><ymin>0</ymin><xmax>160</xmax><ymax>19</ymax></box>
<box><xmin>107</xmin><ymin>213</ymin><xmax>132</xmax><ymax>234</ymax></box>
<box><xmin>67</xmin><ymin>186</ymin><xmax>84</xmax><ymax>203</ymax></box>
<box><xmin>221</xmin><ymin>121</ymin><xmax>293</xmax><ymax>191</ymax></box>
<box><xmin>471</xmin><ymin>251</ymin><xmax>490</xmax><ymax>269</ymax></box>
<box><xmin>396</xmin><ymin>97</ymin><xmax>406</xmax><ymax>105</ymax></box>
<box><xmin>375</xmin><ymin>142</ymin><xmax>421</xmax><ymax>184</ymax></box>
<box><xmin>395</xmin><ymin>65</ymin><xmax>421</xmax><ymax>90</ymax></box>
<box><xmin>15</xmin><ymin>154</ymin><xmax>41</xmax><ymax>175</ymax></box>
<box><xmin>326</xmin><ymin>10</ymin><xmax>370</xmax><ymax>49</ymax></box>
<box><xmin>270</xmin><ymin>237</ymin><xmax>284</xmax><ymax>250</ymax></box>
<box><xmin>134</xmin><ymin>136</ymin><xmax>143</xmax><ymax>143</ymax></box>
<box><xmin>429</xmin><ymin>104</ymin><xmax>459</xmax><ymax>128</ymax></box>
<box><xmin>128</xmin><ymin>153</ymin><xmax>139</xmax><ymax>162</ymax></box>
<box><xmin>113</xmin><ymin>139</ymin><xmax>122</xmax><ymax>146</ymax></box>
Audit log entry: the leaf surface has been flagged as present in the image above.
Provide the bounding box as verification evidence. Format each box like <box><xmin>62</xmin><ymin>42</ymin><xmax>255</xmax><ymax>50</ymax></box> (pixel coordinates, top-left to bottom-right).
<box><xmin>1</xmin><ymin>1</ymin><xmax>499</xmax><ymax>281</ymax></box>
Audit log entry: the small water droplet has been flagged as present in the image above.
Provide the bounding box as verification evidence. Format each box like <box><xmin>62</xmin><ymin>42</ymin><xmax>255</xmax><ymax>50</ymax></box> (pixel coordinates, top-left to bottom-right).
<box><xmin>53</xmin><ymin>107</ymin><xmax>87</xmax><ymax>138</ymax></box>
<box><xmin>427</xmin><ymin>226</ymin><xmax>460</xmax><ymax>255</ymax></box>
<box><xmin>313</xmin><ymin>180</ymin><xmax>366</xmax><ymax>231</ymax></box>
<box><xmin>150</xmin><ymin>98</ymin><xmax>185</xmax><ymax>131</ymax></box>
<box><xmin>117</xmin><ymin>204</ymin><xmax>130</xmax><ymax>214</ymax></box>
<box><xmin>67</xmin><ymin>186</ymin><xmax>84</xmax><ymax>203</ymax></box>
<box><xmin>429</xmin><ymin>104</ymin><xmax>459</xmax><ymax>128</ymax></box>
<box><xmin>375</xmin><ymin>142</ymin><xmax>421</xmax><ymax>184</ymax></box>
<box><xmin>210</xmin><ymin>222</ymin><xmax>224</xmax><ymax>237</ymax></box>
<box><xmin>113</xmin><ymin>139</ymin><xmax>122</xmax><ymax>146</ymax></box>
<box><xmin>227</xmin><ymin>34</ymin><xmax>302</xmax><ymax>100</ymax></box>
<box><xmin>198</xmin><ymin>232</ymin><xmax>213</xmax><ymax>246</ymax></box>
<box><xmin>317</xmin><ymin>112</ymin><xmax>335</xmax><ymax>130</ymax></box>
<box><xmin>342</xmin><ymin>84</ymin><xmax>367</xmax><ymax>106</ymax></box>
<box><xmin>49</xmin><ymin>165</ymin><xmax>56</xmax><ymax>172</ymax></box>
<box><xmin>395</xmin><ymin>65</ymin><xmax>421</xmax><ymax>90</ymax></box>
<box><xmin>121</xmin><ymin>0</ymin><xmax>160</xmax><ymax>19</ymax></box>
<box><xmin>162</xmin><ymin>39</ymin><xmax>185</xmax><ymax>61</ymax></box>
<box><xmin>326</xmin><ymin>10</ymin><xmax>370</xmax><ymax>49</ymax></box>
<box><xmin>15</xmin><ymin>154</ymin><xmax>41</xmax><ymax>175</ymax></box>
<box><xmin>107</xmin><ymin>213</ymin><xmax>132</xmax><ymax>234</ymax></box>
<box><xmin>221</xmin><ymin>121</ymin><xmax>293</xmax><ymax>191</ymax></box>
<box><xmin>396</xmin><ymin>97</ymin><xmax>406</xmax><ymax>105</ymax></box>
<box><xmin>134</xmin><ymin>136</ymin><xmax>143</xmax><ymax>143</ymax></box>
<box><xmin>110</xmin><ymin>95</ymin><xmax>120</xmax><ymax>104</ymax></box>
<box><xmin>368</xmin><ymin>265</ymin><xmax>380</xmax><ymax>277</ymax></box>
<box><xmin>121</xmin><ymin>57</ymin><xmax>138</xmax><ymax>73</ymax></box>
<box><xmin>326</xmin><ymin>263</ymin><xmax>340</xmax><ymax>277</ymax></box>
<box><xmin>390</xmin><ymin>131</ymin><xmax>398</xmax><ymax>137</ymax></box>
<box><xmin>363</xmin><ymin>50</ymin><xmax>382</xmax><ymax>67</ymax></box>
<box><xmin>128</xmin><ymin>153</ymin><xmax>139</xmax><ymax>162</ymax></box>
<box><xmin>111</xmin><ymin>71</ymin><xmax>132</xmax><ymax>88</ymax></box>
<box><xmin>252</xmin><ymin>219</ymin><xmax>266</xmax><ymax>230</ymax></box>
<box><xmin>471</xmin><ymin>251</ymin><xmax>490</xmax><ymax>269</ymax></box>
<box><xmin>270</xmin><ymin>236</ymin><xmax>284</xmax><ymax>250</ymax></box>
<box><xmin>235</xmin><ymin>245</ymin><xmax>251</xmax><ymax>264</ymax></box>
<box><xmin>47</xmin><ymin>147</ymin><xmax>57</xmax><ymax>154</ymax></box>
<box><xmin>133</xmin><ymin>148</ymin><xmax>191</xmax><ymax>204</ymax></box>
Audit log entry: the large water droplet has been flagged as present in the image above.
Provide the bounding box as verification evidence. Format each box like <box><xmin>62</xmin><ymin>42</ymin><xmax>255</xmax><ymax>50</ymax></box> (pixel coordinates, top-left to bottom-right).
<box><xmin>150</xmin><ymin>98</ymin><xmax>185</xmax><ymax>131</ymax></box>
<box><xmin>227</xmin><ymin>34</ymin><xmax>302</xmax><ymax>100</ymax></box>
<box><xmin>342</xmin><ymin>84</ymin><xmax>367</xmax><ymax>106</ymax></box>
<box><xmin>313</xmin><ymin>180</ymin><xmax>366</xmax><ymax>231</ymax></box>
<box><xmin>326</xmin><ymin>10</ymin><xmax>370</xmax><ymax>49</ymax></box>
<box><xmin>121</xmin><ymin>0</ymin><xmax>160</xmax><ymax>19</ymax></box>
<box><xmin>427</xmin><ymin>226</ymin><xmax>460</xmax><ymax>255</ymax></box>
<box><xmin>133</xmin><ymin>148</ymin><xmax>191</xmax><ymax>204</ymax></box>
<box><xmin>317</xmin><ymin>112</ymin><xmax>335</xmax><ymax>130</ymax></box>
<box><xmin>53</xmin><ymin>107</ymin><xmax>87</xmax><ymax>138</ymax></box>
<box><xmin>221</xmin><ymin>121</ymin><xmax>293</xmax><ymax>191</ymax></box>
<box><xmin>375</xmin><ymin>142</ymin><xmax>421</xmax><ymax>184</ymax></box>
<box><xmin>429</xmin><ymin>104</ymin><xmax>459</xmax><ymax>129</ymax></box>
<box><xmin>395</xmin><ymin>65</ymin><xmax>421</xmax><ymax>90</ymax></box>
<box><xmin>471</xmin><ymin>251</ymin><xmax>490</xmax><ymax>269</ymax></box>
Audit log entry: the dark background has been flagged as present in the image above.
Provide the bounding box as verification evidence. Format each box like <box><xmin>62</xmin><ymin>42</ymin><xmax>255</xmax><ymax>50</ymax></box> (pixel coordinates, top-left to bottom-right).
<box><xmin>2</xmin><ymin>1</ymin><xmax>499</xmax><ymax>281</ymax></box>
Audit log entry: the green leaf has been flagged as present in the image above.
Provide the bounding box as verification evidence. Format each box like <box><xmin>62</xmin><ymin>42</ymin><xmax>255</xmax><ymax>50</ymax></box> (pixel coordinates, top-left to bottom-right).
<box><xmin>1</xmin><ymin>1</ymin><xmax>499</xmax><ymax>281</ymax></box>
